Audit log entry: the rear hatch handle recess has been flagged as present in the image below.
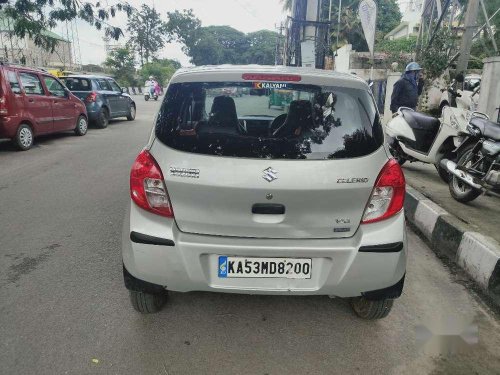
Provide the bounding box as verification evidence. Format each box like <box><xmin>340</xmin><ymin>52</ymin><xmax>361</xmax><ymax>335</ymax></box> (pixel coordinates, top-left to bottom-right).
<box><xmin>252</xmin><ymin>203</ymin><xmax>285</xmax><ymax>215</ymax></box>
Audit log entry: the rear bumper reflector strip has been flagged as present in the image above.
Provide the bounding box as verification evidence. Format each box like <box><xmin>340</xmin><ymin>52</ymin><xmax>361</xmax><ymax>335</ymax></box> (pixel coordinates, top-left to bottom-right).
<box><xmin>130</xmin><ymin>231</ymin><xmax>175</xmax><ymax>246</ymax></box>
<box><xmin>358</xmin><ymin>242</ymin><xmax>403</xmax><ymax>253</ymax></box>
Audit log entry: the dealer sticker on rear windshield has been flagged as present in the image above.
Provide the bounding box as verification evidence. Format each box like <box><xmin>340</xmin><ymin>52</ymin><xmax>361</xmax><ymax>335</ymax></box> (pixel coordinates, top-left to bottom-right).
<box><xmin>253</xmin><ymin>82</ymin><xmax>288</xmax><ymax>89</ymax></box>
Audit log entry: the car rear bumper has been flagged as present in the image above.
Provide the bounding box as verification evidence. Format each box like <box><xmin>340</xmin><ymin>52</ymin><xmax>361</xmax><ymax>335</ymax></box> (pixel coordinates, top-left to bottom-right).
<box><xmin>122</xmin><ymin>202</ymin><xmax>407</xmax><ymax>297</ymax></box>
<box><xmin>0</xmin><ymin>116</ymin><xmax>19</xmax><ymax>139</ymax></box>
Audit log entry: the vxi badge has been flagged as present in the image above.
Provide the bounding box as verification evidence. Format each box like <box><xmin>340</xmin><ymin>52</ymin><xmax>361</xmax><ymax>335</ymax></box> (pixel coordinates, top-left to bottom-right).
<box><xmin>337</xmin><ymin>177</ymin><xmax>369</xmax><ymax>184</ymax></box>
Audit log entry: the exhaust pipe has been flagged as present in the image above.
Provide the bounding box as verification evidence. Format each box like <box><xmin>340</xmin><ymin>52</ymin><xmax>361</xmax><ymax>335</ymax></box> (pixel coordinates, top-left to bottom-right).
<box><xmin>440</xmin><ymin>159</ymin><xmax>484</xmax><ymax>190</ymax></box>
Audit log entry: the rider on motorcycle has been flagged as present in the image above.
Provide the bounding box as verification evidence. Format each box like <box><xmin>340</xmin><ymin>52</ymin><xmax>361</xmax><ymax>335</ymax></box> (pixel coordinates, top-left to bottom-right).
<box><xmin>145</xmin><ymin>76</ymin><xmax>156</xmax><ymax>96</ymax></box>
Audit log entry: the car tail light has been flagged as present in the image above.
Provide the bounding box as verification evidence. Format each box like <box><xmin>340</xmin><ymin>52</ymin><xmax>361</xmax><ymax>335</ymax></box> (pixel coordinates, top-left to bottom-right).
<box><xmin>361</xmin><ymin>159</ymin><xmax>405</xmax><ymax>224</ymax></box>
<box><xmin>85</xmin><ymin>92</ymin><xmax>98</xmax><ymax>103</ymax></box>
<box><xmin>0</xmin><ymin>95</ymin><xmax>8</xmax><ymax>115</ymax></box>
<box><xmin>130</xmin><ymin>150</ymin><xmax>174</xmax><ymax>218</ymax></box>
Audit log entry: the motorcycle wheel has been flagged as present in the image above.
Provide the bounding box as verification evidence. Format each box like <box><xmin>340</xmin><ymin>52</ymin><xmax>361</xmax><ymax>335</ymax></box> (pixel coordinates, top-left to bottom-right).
<box><xmin>449</xmin><ymin>145</ymin><xmax>482</xmax><ymax>203</ymax></box>
<box><xmin>145</xmin><ymin>96</ymin><xmax>149</xmax><ymax>101</ymax></box>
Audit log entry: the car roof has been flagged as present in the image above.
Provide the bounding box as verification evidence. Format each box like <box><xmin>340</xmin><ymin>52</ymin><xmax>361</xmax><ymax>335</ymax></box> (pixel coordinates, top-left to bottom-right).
<box><xmin>0</xmin><ymin>63</ymin><xmax>49</xmax><ymax>75</ymax></box>
<box><xmin>65</xmin><ymin>75</ymin><xmax>113</xmax><ymax>80</ymax></box>
<box><xmin>170</xmin><ymin>65</ymin><xmax>370</xmax><ymax>90</ymax></box>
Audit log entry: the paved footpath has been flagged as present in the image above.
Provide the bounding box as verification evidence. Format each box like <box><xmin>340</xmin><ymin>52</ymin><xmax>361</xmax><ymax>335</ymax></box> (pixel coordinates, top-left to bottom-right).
<box><xmin>403</xmin><ymin>162</ymin><xmax>500</xmax><ymax>244</ymax></box>
<box><xmin>1</xmin><ymin>100</ymin><xmax>499</xmax><ymax>374</ymax></box>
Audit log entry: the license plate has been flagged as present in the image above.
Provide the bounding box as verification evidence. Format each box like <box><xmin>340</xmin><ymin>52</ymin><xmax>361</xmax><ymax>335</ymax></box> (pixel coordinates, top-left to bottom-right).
<box><xmin>218</xmin><ymin>256</ymin><xmax>312</xmax><ymax>279</ymax></box>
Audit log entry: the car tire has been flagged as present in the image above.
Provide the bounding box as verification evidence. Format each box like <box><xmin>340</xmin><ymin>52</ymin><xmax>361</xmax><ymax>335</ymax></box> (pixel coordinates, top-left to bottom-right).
<box><xmin>127</xmin><ymin>103</ymin><xmax>136</xmax><ymax>121</ymax></box>
<box><xmin>129</xmin><ymin>290</ymin><xmax>167</xmax><ymax>314</ymax></box>
<box><xmin>74</xmin><ymin>115</ymin><xmax>88</xmax><ymax>136</ymax></box>
<box><xmin>14</xmin><ymin>123</ymin><xmax>34</xmax><ymax>151</ymax></box>
<box><xmin>350</xmin><ymin>297</ymin><xmax>394</xmax><ymax>320</ymax></box>
<box><xmin>95</xmin><ymin>108</ymin><xmax>109</xmax><ymax>129</ymax></box>
<box><xmin>449</xmin><ymin>144</ymin><xmax>482</xmax><ymax>203</ymax></box>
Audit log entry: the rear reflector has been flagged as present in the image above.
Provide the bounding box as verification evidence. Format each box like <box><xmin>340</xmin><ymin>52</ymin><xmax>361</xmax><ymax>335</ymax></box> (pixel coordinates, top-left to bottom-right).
<box><xmin>130</xmin><ymin>150</ymin><xmax>174</xmax><ymax>218</ymax></box>
<box><xmin>242</xmin><ymin>73</ymin><xmax>302</xmax><ymax>82</ymax></box>
<box><xmin>361</xmin><ymin>159</ymin><xmax>405</xmax><ymax>224</ymax></box>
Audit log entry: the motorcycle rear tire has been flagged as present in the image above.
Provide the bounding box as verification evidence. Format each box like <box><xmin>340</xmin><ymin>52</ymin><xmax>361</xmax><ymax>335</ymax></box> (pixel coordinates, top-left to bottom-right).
<box><xmin>449</xmin><ymin>145</ymin><xmax>482</xmax><ymax>203</ymax></box>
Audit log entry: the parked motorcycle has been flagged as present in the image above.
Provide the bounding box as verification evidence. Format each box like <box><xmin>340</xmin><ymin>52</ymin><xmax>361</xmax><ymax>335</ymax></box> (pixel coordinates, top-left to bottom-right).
<box><xmin>441</xmin><ymin>115</ymin><xmax>500</xmax><ymax>203</ymax></box>
<box><xmin>385</xmin><ymin>88</ymin><xmax>471</xmax><ymax>182</ymax></box>
<box><xmin>144</xmin><ymin>88</ymin><xmax>158</xmax><ymax>101</ymax></box>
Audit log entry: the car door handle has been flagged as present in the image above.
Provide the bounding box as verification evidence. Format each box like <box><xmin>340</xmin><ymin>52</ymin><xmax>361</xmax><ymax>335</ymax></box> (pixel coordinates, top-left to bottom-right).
<box><xmin>252</xmin><ymin>204</ymin><xmax>285</xmax><ymax>215</ymax></box>
<box><xmin>28</xmin><ymin>98</ymin><xmax>35</xmax><ymax>103</ymax></box>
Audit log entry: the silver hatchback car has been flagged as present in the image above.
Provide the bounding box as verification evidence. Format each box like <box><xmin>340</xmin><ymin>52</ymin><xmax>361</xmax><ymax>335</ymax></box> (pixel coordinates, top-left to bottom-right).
<box><xmin>123</xmin><ymin>66</ymin><xmax>407</xmax><ymax>319</ymax></box>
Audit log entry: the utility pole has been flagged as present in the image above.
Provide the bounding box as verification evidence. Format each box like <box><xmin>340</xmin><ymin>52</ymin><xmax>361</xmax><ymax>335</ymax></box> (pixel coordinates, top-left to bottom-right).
<box><xmin>456</xmin><ymin>0</ymin><xmax>480</xmax><ymax>75</ymax></box>
<box><xmin>275</xmin><ymin>23</ymin><xmax>285</xmax><ymax>65</ymax></box>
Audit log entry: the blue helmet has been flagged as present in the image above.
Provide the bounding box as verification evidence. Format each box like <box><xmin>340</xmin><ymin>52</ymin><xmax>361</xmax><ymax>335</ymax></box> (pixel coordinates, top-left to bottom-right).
<box><xmin>405</xmin><ymin>62</ymin><xmax>422</xmax><ymax>72</ymax></box>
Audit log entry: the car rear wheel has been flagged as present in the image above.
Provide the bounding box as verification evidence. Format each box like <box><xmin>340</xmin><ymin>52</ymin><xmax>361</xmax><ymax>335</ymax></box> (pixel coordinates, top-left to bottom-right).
<box><xmin>96</xmin><ymin>108</ymin><xmax>109</xmax><ymax>129</ymax></box>
<box><xmin>74</xmin><ymin>115</ymin><xmax>88</xmax><ymax>136</ymax></box>
<box><xmin>350</xmin><ymin>297</ymin><xmax>394</xmax><ymax>320</ymax></box>
<box><xmin>129</xmin><ymin>290</ymin><xmax>167</xmax><ymax>314</ymax></box>
<box><xmin>14</xmin><ymin>124</ymin><xmax>34</xmax><ymax>151</ymax></box>
<box><xmin>127</xmin><ymin>103</ymin><xmax>136</xmax><ymax>121</ymax></box>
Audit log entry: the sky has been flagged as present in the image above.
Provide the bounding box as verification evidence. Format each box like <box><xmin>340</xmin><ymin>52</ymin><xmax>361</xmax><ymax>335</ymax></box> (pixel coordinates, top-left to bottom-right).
<box><xmin>67</xmin><ymin>0</ymin><xmax>287</xmax><ymax>66</ymax></box>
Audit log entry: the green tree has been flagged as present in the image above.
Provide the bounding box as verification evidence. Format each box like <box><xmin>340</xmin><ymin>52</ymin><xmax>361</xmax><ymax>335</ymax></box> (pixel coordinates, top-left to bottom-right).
<box><xmin>0</xmin><ymin>1</ymin><xmax>131</xmax><ymax>52</ymax></box>
<box><xmin>104</xmin><ymin>47</ymin><xmax>137</xmax><ymax>87</ymax></box>
<box><xmin>327</xmin><ymin>0</ymin><xmax>401</xmax><ymax>52</ymax></box>
<box><xmin>244</xmin><ymin>30</ymin><xmax>279</xmax><ymax>65</ymax></box>
<box><xmin>166</xmin><ymin>10</ymin><xmax>278</xmax><ymax>66</ymax></box>
<box><xmin>138</xmin><ymin>59</ymin><xmax>181</xmax><ymax>85</ymax></box>
<box><xmin>376</xmin><ymin>36</ymin><xmax>417</xmax><ymax>68</ymax></box>
<box><xmin>127</xmin><ymin>4</ymin><xmax>167</xmax><ymax>66</ymax></box>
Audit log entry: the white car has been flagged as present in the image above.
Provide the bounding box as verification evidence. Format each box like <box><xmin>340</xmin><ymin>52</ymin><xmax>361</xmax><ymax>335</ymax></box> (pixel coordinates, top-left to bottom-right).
<box><xmin>122</xmin><ymin>65</ymin><xmax>407</xmax><ymax>319</ymax></box>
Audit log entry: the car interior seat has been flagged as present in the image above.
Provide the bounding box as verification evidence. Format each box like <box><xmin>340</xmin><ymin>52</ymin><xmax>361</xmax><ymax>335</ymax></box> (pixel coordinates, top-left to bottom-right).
<box><xmin>273</xmin><ymin>100</ymin><xmax>315</xmax><ymax>137</ymax></box>
<box><xmin>208</xmin><ymin>96</ymin><xmax>239</xmax><ymax>129</ymax></box>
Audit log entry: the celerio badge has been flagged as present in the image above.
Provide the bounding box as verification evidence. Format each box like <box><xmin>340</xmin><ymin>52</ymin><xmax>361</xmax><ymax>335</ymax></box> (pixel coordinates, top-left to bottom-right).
<box><xmin>262</xmin><ymin>167</ymin><xmax>278</xmax><ymax>182</ymax></box>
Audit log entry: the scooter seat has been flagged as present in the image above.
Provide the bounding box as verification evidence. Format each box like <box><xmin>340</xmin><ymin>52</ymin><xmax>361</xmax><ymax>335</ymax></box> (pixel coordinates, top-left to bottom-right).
<box><xmin>401</xmin><ymin>109</ymin><xmax>440</xmax><ymax>131</ymax></box>
<box><xmin>470</xmin><ymin>117</ymin><xmax>500</xmax><ymax>141</ymax></box>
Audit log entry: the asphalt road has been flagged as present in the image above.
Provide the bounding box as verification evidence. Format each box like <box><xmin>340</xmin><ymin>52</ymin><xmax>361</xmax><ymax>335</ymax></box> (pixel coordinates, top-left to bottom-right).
<box><xmin>403</xmin><ymin>162</ymin><xmax>500</xmax><ymax>244</ymax></box>
<box><xmin>1</xmin><ymin>99</ymin><xmax>500</xmax><ymax>375</ymax></box>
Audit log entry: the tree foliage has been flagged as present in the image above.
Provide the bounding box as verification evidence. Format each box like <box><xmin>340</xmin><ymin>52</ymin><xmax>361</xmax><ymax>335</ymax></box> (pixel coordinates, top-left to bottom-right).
<box><xmin>420</xmin><ymin>29</ymin><xmax>455</xmax><ymax>80</ymax></box>
<box><xmin>138</xmin><ymin>59</ymin><xmax>181</xmax><ymax>85</ymax></box>
<box><xmin>1</xmin><ymin>0</ymin><xmax>131</xmax><ymax>52</ymax></box>
<box><xmin>127</xmin><ymin>5</ymin><xmax>167</xmax><ymax>66</ymax></box>
<box><xmin>165</xmin><ymin>10</ymin><xmax>278</xmax><ymax>66</ymax></box>
<box><xmin>376</xmin><ymin>36</ymin><xmax>417</xmax><ymax>68</ymax></box>
<box><xmin>103</xmin><ymin>47</ymin><xmax>136</xmax><ymax>87</ymax></box>
<box><xmin>326</xmin><ymin>0</ymin><xmax>402</xmax><ymax>52</ymax></box>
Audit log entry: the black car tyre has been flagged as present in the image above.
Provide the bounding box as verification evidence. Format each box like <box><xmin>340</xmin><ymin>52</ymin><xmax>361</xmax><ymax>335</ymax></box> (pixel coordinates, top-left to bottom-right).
<box><xmin>127</xmin><ymin>103</ymin><xmax>136</xmax><ymax>121</ymax></box>
<box><xmin>14</xmin><ymin>123</ymin><xmax>34</xmax><ymax>151</ymax></box>
<box><xmin>129</xmin><ymin>290</ymin><xmax>167</xmax><ymax>314</ymax></box>
<box><xmin>350</xmin><ymin>297</ymin><xmax>394</xmax><ymax>320</ymax></box>
<box><xmin>449</xmin><ymin>144</ymin><xmax>482</xmax><ymax>203</ymax></box>
<box><xmin>96</xmin><ymin>107</ymin><xmax>109</xmax><ymax>129</ymax></box>
<box><xmin>74</xmin><ymin>115</ymin><xmax>88</xmax><ymax>136</ymax></box>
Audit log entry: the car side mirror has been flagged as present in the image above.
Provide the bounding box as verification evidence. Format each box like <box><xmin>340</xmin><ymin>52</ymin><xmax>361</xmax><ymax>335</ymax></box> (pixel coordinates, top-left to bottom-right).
<box><xmin>121</xmin><ymin>87</ymin><xmax>128</xmax><ymax>94</ymax></box>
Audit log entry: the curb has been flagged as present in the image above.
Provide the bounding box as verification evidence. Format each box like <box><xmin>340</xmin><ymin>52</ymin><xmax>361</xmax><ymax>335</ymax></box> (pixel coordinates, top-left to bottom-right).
<box><xmin>405</xmin><ymin>186</ymin><xmax>500</xmax><ymax>306</ymax></box>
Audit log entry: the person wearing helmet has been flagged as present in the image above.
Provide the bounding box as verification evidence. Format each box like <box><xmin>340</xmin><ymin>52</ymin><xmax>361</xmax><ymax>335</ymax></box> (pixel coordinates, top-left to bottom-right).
<box><xmin>390</xmin><ymin>62</ymin><xmax>424</xmax><ymax>113</ymax></box>
<box><xmin>145</xmin><ymin>76</ymin><xmax>156</xmax><ymax>95</ymax></box>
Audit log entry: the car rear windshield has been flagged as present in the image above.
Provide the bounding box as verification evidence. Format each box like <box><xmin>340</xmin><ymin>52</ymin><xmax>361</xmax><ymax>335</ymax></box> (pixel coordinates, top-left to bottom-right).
<box><xmin>64</xmin><ymin>77</ymin><xmax>92</xmax><ymax>91</ymax></box>
<box><xmin>155</xmin><ymin>81</ymin><xmax>383</xmax><ymax>160</ymax></box>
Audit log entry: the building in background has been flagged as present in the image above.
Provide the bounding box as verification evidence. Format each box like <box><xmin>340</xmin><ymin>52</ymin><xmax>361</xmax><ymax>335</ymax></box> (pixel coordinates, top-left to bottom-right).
<box><xmin>385</xmin><ymin>0</ymin><xmax>423</xmax><ymax>40</ymax></box>
<box><xmin>0</xmin><ymin>12</ymin><xmax>73</xmax><ymax>68</ymax></box>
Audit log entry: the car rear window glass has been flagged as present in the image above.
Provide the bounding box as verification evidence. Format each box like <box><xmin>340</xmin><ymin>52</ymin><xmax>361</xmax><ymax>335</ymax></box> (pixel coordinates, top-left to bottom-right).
<box><xmin>7</xmin><ymin>70</ymin><xmax>21</xmax><ymax>94</ymax></box>
<box><xmin>64</xmin><ymin>77</ymin><xmax>91</xmax><ymax>91</ymax></box>
<box><xmin>19</xmin><ymin>72</ymin><xmax>44</xmax><ymax>95</ymax></box>
<box><xmin>155</xmin><ymin>81</ymin><xmax>383</xmax><ymax>160</ymax></box>
<box><xmin>96</xmin><ymin>79</ymin><xmax>112</xmax><ymax>91</ymax></box>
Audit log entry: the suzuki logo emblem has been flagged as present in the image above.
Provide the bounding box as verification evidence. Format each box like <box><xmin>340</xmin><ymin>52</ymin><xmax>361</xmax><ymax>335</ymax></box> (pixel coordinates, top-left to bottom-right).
<box><xmin>262</xmin><ymin>167</ymin><xmax>278</xmax><ymax>182</ymax></box>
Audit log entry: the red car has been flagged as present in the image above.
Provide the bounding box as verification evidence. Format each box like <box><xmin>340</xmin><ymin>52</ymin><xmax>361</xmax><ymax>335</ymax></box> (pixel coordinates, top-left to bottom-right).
<box><xmin>0</xmin><ymin>63</ymin><xmax>88</xmax><ymax>150</ymax></box>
